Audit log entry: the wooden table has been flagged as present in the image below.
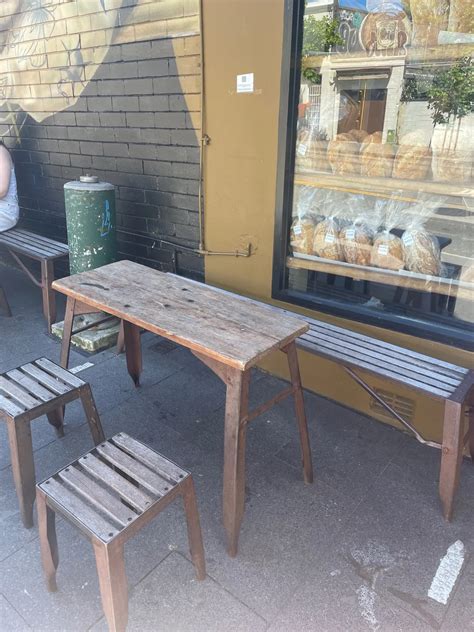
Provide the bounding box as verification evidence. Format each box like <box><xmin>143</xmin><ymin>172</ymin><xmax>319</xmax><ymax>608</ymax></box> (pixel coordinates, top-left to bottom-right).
<box><xmin>52</xmin><ymin>260</ymin><xmax>313</xmax><ymax>556</ymax></box>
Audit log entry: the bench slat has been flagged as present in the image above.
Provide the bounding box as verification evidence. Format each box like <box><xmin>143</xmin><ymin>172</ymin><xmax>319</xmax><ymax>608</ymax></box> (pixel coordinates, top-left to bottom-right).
<box><xmin>0</xmin><ymin>229</ymin><xmax>68</xmax><ymax>259</ymax></box>
<box><xmin>13</xmin><ymin>229</ymin><xmax>68</xmax><ymax>254</ymax></box>
<box><xmin>41</xmin><ymin>477</ymin><xmax>117</xmax><ymax>541</ymax></box>
<box><xmin>303</xmin><ymin>317</ymin><xmax>468</xmax><ymax>378</ymax></box>
<box><xmin>96</xmin><ymin>443</ymin><xmax>171</xmax><ymax>496</ymax></box>
<box><xmin>58</xmin><ymin>466</ymin><xmax>136</xmax><ymax>527</ymax></box>
<box><xmin>303</xmin><ymin>329</ymin><xmax>461</xmax><ymax>391</ymax></box>
<box><xmin>297</xmin><ymin>337</ymin><xmax>453</xmax><ymax>399</ymax></box>
<box><xmin>112</xmin><ymin>433</ymin><xmax>186</xmax><ymax>484</ymax></box>
<box><xmin>0</xmin><ymin>233</ymin><xmax>57</xmax><ymax>259</ymax></box>
<box><xmin>79</xmin><ymin>453</ymin><xmax>153</xmax><ymax>512</ymax></box>
<box><xmin>6</xmin><ymin>369</ymin><xmax>56</xmax><ymax>402</ymax></box>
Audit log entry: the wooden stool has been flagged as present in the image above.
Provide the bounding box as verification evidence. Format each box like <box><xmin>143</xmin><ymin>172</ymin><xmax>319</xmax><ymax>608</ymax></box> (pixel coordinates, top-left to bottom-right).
<box><xmin>0</xmin><ymin>357</ymin><xmax>104</xmax><ymax>528</ymax></box>
<box><xmin>36</xmin><ymin>432</ymin><xmax>206</xmax><ymax>632</ymax></box>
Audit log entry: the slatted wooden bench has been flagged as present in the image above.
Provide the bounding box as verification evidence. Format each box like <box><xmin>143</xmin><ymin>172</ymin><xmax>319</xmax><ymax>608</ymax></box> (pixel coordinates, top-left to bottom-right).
<box><xmin>0</xmin><ymin>228</ymin><xmax>69</xmax><ymax>332</ymax></box>
<box><xmin>170</xmin><ymin>274</ymin><xmax>473</xmax><ymax>521</ymax></box>
<box><xmin>296</xmin><ymin>314</ymin><xmax>474</xmax><ymax>521</ymax></box>
<box><xmin>0</xmin><ymin>357</ymin><xmax>104</xmax><ymax>528</ymax></box>
<box><xmin>36</xmin><ymin>432</ymin><xmax>206</xmax><ymax>632</ymax></box>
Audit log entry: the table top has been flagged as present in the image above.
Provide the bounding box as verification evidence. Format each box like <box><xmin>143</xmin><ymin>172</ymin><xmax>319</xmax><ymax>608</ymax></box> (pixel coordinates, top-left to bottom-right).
<box><xmin>53</xmin><ymin>260</ymin><xmax>308</xmax><ymax>370</ymax></box>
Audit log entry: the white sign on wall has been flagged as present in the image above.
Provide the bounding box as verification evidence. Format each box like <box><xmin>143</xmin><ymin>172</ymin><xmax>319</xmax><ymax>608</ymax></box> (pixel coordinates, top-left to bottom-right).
<box><xmin>236</xmin><ymin>73</ymin><xmax>254</xmax><ymax>93</ymax></box>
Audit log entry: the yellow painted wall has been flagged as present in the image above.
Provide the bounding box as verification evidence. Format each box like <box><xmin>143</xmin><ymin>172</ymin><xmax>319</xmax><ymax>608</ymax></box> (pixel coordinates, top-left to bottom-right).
<box><xmin>202</xmin><ymin>0</ymin><xmax>473</xmax><ymax>443</ymax></box>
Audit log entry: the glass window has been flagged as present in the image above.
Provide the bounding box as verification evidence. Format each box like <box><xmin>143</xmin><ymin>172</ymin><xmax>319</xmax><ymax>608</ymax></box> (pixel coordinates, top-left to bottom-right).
<box><xmin>277</xmin><ymin>0</ymin><xmax>474</xmax><ymax>348</ymax></box>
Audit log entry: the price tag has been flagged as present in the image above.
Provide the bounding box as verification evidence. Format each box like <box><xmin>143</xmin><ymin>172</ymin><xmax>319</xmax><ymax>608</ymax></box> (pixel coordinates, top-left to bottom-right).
<box><xmin>402</xmin><ymin>233</ymin><xmax>414</xmax><ymax>246</ymax></box>
<box><xmin>325</xmin><ymin>233</ymin><xmax>335</xmax><ymax>243</ymax></box>
<box><xmin>297</xmin><ymin>143</ymin><xmax>307</xmax><ymax>157</ymax></box>
<box><xmin>378</xmin><ymin>244</ymin><xmax>389</xmax><ymax>255</ymax></box>
<box><xmin>345</xmin><ymin>228</ymin><xmax>355</xmax><ymax>240</ymax></box>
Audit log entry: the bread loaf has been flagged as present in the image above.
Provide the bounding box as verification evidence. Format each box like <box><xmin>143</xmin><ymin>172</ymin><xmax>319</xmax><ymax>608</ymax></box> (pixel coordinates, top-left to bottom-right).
<box><xmin>327</xmin><ymin>134</ymin><xmax>361</xmax><ymax>176</ymax></box>
<box><xmin>432</xmin><ymin>149</ymin><xmax>472</xmax><ymax>183</ymax></box>
<box><xmin>312</xmin><ymin>218</ymin><xmax>344</xmax><ymax>260</ymax></box>
<box><xmin>361</xmin><ymin>139</ymin><xmax>395</xmax><ymax>177</ymax></box>
<box><xmin>393</xmin><ymin>133</ymin><xmax>432</xmax><ymax>180</ymax></box>
<box><xmin>371</xmin><ymin>232</ymin><xmax>404</xmax><ymax>270</ymax></box>
<box><xmin>341</xmin><ymin>221</ymin><xmax>374</xmax><ymax>266</ymax></box>
<box><xmin>290</xmin><ymin>217</ymin><xmax>315</xmax><ymax>255</ymax></box>
<box><xmin>402</xmin><ymin>229</ymin><xmax>441</xmax><ymax>275</ymax></box>
<box><xmin>348</xmin><ymin>129</ymin><xmax>369</xmax><ymax>143</ymax></box>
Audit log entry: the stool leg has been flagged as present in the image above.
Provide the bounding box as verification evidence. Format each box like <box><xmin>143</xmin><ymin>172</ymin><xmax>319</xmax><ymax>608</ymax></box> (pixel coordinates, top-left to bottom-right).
<box><xmin>79</xmin><ymin>385</ymin><xmax>105</xmax><ymax>444</ymax></box>
<box><xmin>439</xmin><ymin>400</ymin><xmax>463</xmax><ymax>521</ymax></box>
<box><xmin>36</xmin><ymin>489</ymin><xmax>58</xmax><ymax>592</ymax></box>
<box><xmin>6</xmin><ymin>418</ymin><xmax>35</xmax><ymax>528</ymax></box>
<box><xmin>93</xmin><ymin>540</ymin><xmax>128</xmax><ymax>632</ymax></box>
<box><xmin>46</xmin><ymin>409</ymin><xmax>65</xmax><ymax>438</ymax></box>
<box><xmin>41</xmin><ymin>260</ymin><xmax>56</xmax><ymax>333</ymax></box>
<box><xmin>182</xmin><ymin>477</ymin><xmax>206</xmax><ymax>580</ymax></box>
<box><xmin>284</xmin><ymin>341</ymin><xmax>313</xmax><ymax>484</ymax></box>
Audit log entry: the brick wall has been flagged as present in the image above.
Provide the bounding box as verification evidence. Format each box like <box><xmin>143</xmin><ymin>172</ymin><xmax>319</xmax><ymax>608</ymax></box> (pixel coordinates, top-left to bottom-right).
<box><xmin>0</xmin><ymin>0</ymin><xmax>203</xmax><ymax>278</ymax></box>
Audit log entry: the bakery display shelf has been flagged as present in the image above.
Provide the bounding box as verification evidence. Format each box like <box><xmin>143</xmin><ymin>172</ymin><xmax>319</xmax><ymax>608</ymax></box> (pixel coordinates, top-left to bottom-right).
<box><xmin>294</xmin><ymin>171</ymin><xmax>474</xmax><ymax>207</ymax></box>
<box><xmin>287</xmin><ymin>254</ymin><xmax>474</xmax><ymax>300</ymax></box>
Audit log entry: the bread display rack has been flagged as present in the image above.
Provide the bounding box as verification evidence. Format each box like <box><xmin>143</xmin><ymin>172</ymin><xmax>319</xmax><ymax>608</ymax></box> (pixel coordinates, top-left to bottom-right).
<box><xmin>289</xmin><ymin>170</ymin><xmax>473</xmax><ymax>300</ymax></box>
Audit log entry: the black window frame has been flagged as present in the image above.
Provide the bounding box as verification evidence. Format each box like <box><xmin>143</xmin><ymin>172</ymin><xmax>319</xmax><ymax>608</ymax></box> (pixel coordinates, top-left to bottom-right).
<box><xmin>272</xmin><ymin>0</ymin><xmax>474</xmax><ymax>351</ymax></box>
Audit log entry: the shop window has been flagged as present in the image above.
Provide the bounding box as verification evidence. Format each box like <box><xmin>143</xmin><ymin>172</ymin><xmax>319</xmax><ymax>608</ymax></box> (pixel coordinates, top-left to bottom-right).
<box><xmin>274</xmin><ymin>0</ymin><xmax>474</xmax><ymax>349</ymax></box>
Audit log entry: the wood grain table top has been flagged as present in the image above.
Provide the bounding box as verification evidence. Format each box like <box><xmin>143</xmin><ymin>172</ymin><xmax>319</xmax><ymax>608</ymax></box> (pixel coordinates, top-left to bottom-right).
<box><xmin>52</xmin><ymin>260</ymin><xmax>308</xmax><ymax>370</ymax></box>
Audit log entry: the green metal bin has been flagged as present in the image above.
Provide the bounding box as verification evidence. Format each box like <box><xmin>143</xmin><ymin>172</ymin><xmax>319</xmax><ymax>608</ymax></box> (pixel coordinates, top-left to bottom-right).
<box><xmin>64</xmin><ymin>175</ymin><xmax>116</xmax><ymax>274</ymax></box>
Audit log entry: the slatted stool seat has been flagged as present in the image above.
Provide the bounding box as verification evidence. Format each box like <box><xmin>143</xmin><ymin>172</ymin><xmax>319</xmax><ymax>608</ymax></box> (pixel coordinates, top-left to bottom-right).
<box><xmin>0</xmin><ymin>357</ymin><xmax>104</xmax><ymax>528</ymax></box>
<box><xmin>36</xmin><ymin>432</ymin><xmax>206</xmax><ymax>632</ymax></box>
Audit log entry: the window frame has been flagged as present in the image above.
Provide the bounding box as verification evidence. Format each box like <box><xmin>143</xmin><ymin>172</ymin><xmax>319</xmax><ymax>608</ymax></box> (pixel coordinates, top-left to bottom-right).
<box><xmin>272</xmin><ymin>0</ymin><xmax>474</xmax><ymax>351</ymax></box>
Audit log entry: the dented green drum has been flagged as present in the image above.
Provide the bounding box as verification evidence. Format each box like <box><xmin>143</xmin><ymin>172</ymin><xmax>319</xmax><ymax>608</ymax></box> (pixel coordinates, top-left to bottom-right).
<box><xmin>64</xmin><ymin>175</ymin><xmax>116</xmax><ymax>274</ymax></box>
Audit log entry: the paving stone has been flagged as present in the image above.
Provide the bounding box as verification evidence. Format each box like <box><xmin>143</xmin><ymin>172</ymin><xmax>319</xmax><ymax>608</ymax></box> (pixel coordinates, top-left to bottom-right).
<box><xmin>0</xmin><ymin>468</ymin><xmax>40</xmax><ymax>562</ymax></box>
<box><xmin>91</xmin><ymin>553</ymin><xmax>267</xmax><ymax>632</ymax></box>
<box><xmin>441</xmin><ymin>556</ymin><xmax>474</xmax><ymax>630</ymax></box>
<box><xmin>332</xmin><ymin>460</ymin><xmax>474</xmax><ymax>629</ymax></box>
<box><xmin>266</xmin><ymin>553</ymin><xmax>428</xmax><ymax>632</ymax></box>
<box><xmin>0</xmin><ymin>593</ymin><xmax>30</xmax><ymax>630</ymax></box>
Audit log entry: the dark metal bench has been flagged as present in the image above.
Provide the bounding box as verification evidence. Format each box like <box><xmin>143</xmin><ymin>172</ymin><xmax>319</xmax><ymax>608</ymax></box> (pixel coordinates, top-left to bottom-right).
<box><xmin>169</xmin><ymin>274</ymin><xmax>473</xmax><ymax>521</ymax></box>
<box><xmin>0</xmin><ymin>228</ymin><xmax>69</xmax><ymax>332</ymax></box>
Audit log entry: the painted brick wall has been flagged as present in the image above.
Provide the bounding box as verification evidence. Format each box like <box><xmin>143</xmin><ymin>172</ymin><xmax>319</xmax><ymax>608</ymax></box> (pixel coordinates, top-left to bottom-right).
<box><xmin>0</xmin><ymin>0</ymin><xmax>203</xmax><ymax>278</ymax></box>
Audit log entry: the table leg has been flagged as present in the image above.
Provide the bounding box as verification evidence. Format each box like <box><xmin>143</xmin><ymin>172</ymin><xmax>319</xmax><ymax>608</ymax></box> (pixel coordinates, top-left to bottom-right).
<box><xmin>284</xmin><ymin>341</ymin><xmax>313</xmax><ymax>484</ymax></box>
<box><xmin>223</xmin><ymin>368</ymin><xmax>250</xmax><ymax>557</ymax></box>
<box><xmin>60</xmin><ymin>297</ymin><xmax>76</xmax><ymax>368</ymax></box>
<box><xmin>123</xmin><ymin>321</ymin><xmax>142</xmax><ymax>387</ymax></box>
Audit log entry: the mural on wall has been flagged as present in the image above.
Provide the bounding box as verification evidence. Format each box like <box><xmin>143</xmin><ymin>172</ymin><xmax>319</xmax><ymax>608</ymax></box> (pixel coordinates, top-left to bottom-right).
<box><xmin>0</xmin><ymin>0</ymin><xmax>200</xmax><ymax>136</ymax></box>
<box><xmin>0</xmin><ymin>0</ymin><xmax>123</xmax><ymax>135</ymax></box>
